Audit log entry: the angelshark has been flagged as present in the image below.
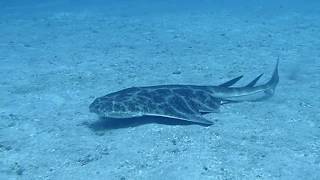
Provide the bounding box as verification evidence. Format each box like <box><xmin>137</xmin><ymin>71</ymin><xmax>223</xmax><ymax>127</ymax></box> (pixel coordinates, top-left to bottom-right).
<box><xmin>89</xmin><ymin>60</ymin><xmax>279</xmax><ymax>125</ymax></box>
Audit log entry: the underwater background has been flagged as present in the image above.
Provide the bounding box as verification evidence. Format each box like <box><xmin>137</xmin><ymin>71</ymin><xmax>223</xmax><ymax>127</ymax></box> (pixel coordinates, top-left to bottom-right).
<box><xmin>1</xmin><ymin>0</ymin><xmax>320</xmax><ymax>179</ymax></box>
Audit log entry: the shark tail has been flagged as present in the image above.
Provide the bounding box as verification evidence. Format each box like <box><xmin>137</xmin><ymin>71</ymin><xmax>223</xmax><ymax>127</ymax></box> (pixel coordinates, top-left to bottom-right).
<box><xmin>215</xmin><ymin>58</ymin><xmax>280</xmax><ymax>103</ymax></box>
<box><xmin>264</xmin><ymin>57</ymin><xmax>279</xmax><ymax>96</ymax></box>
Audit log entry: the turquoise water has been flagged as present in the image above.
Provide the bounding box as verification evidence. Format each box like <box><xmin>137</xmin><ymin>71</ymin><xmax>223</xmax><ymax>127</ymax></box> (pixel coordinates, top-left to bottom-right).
<box><xmin>0</xmin><ymin>1</ymin><xmax>319</xmax><ymax>179</ymax></box>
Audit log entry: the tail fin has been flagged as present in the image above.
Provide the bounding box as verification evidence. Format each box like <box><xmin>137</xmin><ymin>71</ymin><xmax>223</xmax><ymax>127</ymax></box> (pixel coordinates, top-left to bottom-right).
<box><xmin>212</xmin><ymin>59</ymin><xmax>279</xmax><ymax>102</ymax></box>
<box><xmin>264</xmin><ymin>58</ymin><xmax>279</xmax><ymax>96</ymax></box>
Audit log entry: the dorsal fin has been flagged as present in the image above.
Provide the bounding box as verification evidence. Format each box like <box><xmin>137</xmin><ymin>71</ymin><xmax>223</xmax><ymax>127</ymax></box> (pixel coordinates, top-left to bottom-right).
<box><xmin>219</xmin><ymin>75</ymin><xmax>243</xmax><ymax>87</ymax></box>
<box><xmin>245</xmin><ymin>73</ymin><xmax>263</xmax><ymax>87</ymax></box>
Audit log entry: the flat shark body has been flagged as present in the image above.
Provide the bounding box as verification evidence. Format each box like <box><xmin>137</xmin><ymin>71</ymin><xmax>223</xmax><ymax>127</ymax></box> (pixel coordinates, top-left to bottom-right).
<box><xmin>89</xmin><ymin>60</ymin><xmax>279</xmax><ymax>125</ymax></box>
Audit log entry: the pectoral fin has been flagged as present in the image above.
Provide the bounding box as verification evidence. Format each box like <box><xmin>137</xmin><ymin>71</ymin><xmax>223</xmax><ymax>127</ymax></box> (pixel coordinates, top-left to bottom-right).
<box><xmin>186</xmin><ymin>114</ymin><xmax>214</xmax><ymax>125</ymax></box>
<box><xmin>199</xmin><ymin>108</ymin><xmax>220</xmax><ymax>114</ymax></box>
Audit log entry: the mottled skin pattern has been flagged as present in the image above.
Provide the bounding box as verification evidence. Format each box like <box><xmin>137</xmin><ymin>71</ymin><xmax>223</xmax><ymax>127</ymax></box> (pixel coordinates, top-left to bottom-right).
<box><xmin>89</xmin><ymin>85</ymin><xmax>222</xmax><ymax>124</ymax></box>
<box><xmin>90</xmin><ymin>60</ymin><xmax>279</xmax><ymax>125</ymax></box>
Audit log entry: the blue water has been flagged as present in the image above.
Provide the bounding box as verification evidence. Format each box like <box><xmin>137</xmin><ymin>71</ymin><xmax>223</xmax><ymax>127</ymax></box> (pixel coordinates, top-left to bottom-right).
<box><xmin>1</xmin><ymin>1</ymin><xmax>319</xmax><ymax>179</ymax></box>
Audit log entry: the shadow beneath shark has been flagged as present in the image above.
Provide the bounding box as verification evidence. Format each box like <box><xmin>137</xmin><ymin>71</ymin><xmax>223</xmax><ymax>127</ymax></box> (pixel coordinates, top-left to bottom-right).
<box><xmin>88</xmin><ymin>116</ymin><xmax>211</xmax><ymax>131</ymax></box>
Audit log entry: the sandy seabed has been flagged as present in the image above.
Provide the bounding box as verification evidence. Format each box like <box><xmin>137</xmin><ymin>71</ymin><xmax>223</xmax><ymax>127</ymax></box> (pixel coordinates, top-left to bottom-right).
<box><xmin>0</xmin><ymin>2</ymin><xmax>320</xmax><ymax>180</ymax></box>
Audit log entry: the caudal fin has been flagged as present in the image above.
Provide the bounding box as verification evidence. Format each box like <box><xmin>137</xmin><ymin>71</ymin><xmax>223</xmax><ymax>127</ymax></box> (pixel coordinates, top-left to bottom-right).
<box><xmin>265</xmin><ymin>58</ymin><xmax>279</xmax><ymax>96</ymax></box>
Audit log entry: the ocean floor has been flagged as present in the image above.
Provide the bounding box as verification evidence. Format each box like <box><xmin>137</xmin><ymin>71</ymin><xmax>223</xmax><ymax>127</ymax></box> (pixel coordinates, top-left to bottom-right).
<box><xmin>0</xmin><ymin>1</ymin><xmax>320</xmax><ymax>180</ymax></box>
